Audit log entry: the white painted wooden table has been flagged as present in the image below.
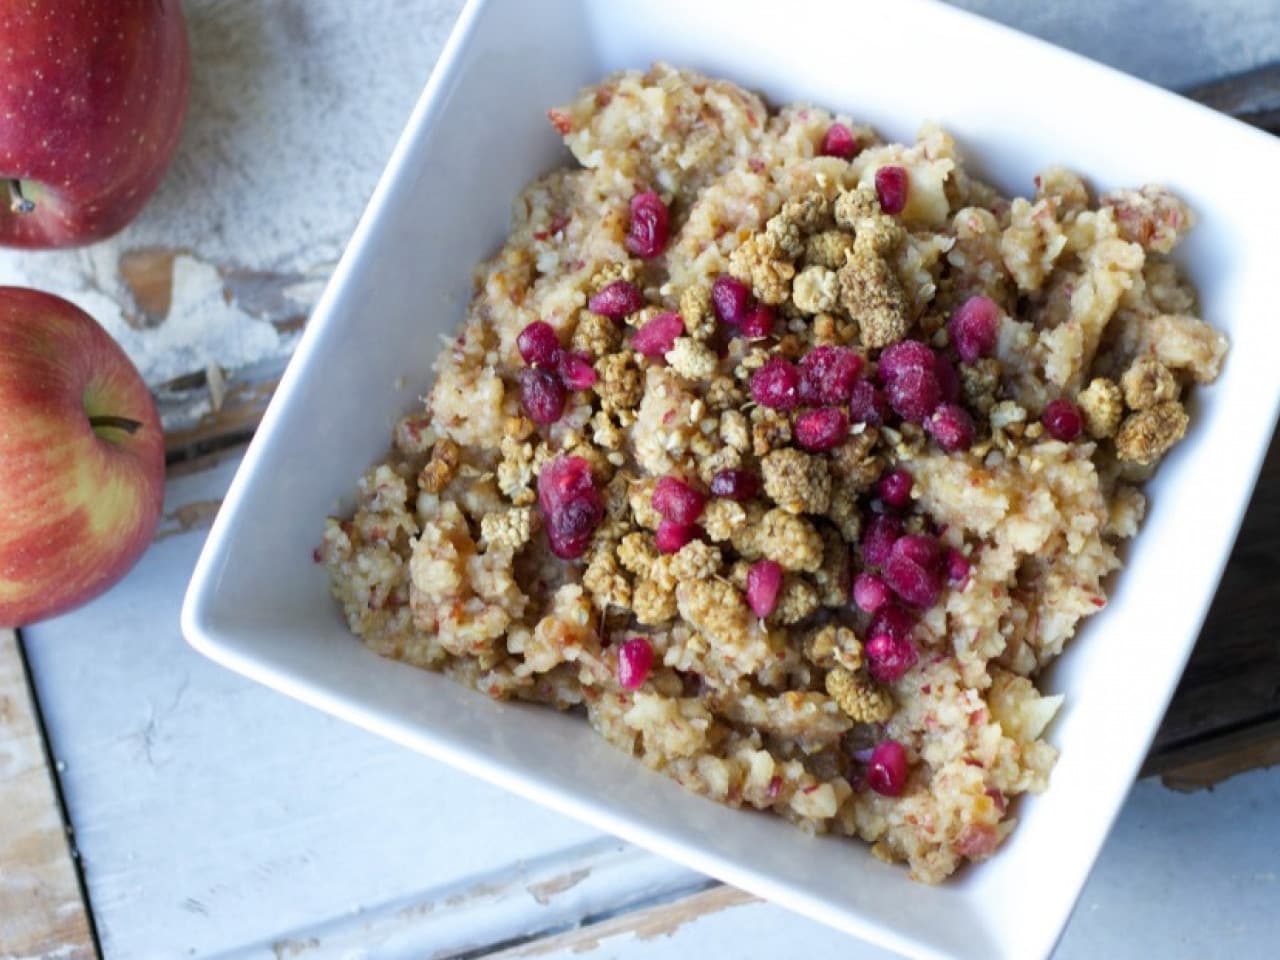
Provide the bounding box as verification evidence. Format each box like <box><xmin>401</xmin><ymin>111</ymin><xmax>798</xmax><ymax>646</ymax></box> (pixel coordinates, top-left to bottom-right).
<box><xmin>6</xmin><ymin>2</ymin><xmax>1280</xmax><ymax>958</ymax></box>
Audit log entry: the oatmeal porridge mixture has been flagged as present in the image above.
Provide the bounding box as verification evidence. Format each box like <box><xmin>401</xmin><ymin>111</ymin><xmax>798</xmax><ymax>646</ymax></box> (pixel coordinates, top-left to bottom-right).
<box><xmin>321</xmin><ymin>64</ymin><xmax>1227</xmax><ymax>882</ymax></box>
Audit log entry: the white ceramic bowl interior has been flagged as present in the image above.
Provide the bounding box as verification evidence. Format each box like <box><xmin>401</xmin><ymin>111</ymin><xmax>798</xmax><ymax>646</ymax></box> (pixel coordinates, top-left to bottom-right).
<box><xmin>182</xmin><ymin>1</ymin><xmax>1280</xmax><ymax>957</ymax></box>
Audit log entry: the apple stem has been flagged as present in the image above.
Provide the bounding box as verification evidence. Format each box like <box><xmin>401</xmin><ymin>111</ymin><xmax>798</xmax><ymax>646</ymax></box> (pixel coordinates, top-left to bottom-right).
<box><xmin>89</xmin><ymin>415</ymin><xmax>143</xmax><ymax>435</ymax></box>
<box><xmin>8</xmin><ymin>179</ymin><xmax>34</xmax><ymax>214</ymax></box>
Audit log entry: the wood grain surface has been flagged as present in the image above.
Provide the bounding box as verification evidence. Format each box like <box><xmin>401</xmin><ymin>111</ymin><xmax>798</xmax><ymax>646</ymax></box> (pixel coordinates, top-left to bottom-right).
<box><xmin>0</xmin><ymin>630</ymin><xmax>96</xmax><ymax>960</ymax></box>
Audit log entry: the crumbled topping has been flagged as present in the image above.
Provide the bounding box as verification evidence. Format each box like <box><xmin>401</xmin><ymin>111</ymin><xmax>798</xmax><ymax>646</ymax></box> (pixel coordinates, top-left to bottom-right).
<box><xmin>679</xmin><ymin>284</ymin><xmax>716</xmax><ymax>341</ymax></box>
<box><xmin>695</xmin><ymin>445</ymin><xmax>743</xmax><ymax>486</ymax></box>
<box><xmin>594</xmin><ymin>352</ymin><xmax>644</xmax><ymax>414</ymax></box>
<box><xmin>676</xmin><ymin>577</ymin><xmax>752</xmax><ymax>648</ymax></box>
<box><xmin>826</xmin><ymin>429</ymin><xmax>882</xmax><ymax>492</ymax></box>
<box><xmin>669</xmin><ymin>540</ymin><xmax>723</xmax><ymax>581</ymax></box>
<box><xmin>791</xmin><ymin>264</ymin><xmax>840</xmax><ymax>315</ymax></box>
<box><xmin>751</xmin><ymin>406</ymin><xmax>794</xmax><ymax>456</ymax></box>
<box><xmin>813</xmin><ymin>527</ymin><xmax>851</xmax><ymax>607</ymax></box>
<box><xmin>803</xmin><ymin>229</ymin><xmax>855</xmax><ymax>271</ymax></box>
<box><xmin>837</xmin><ymin>230</ymin><xmax>910</xmax><ymax>348</ymax></box>
<box><xmin>718</xmin><ymin>409</ymin><xmax>751</xmax><ymax>453</ymax></box>
<box><xmin>728</xmin><ymin>232</ymin><xmax>796</xmax><ymax>305</ymax></box>
<box><xmin>833</xmin><ymin>185</ymin><xmax>880</xmax><ymax>231</ymax></box>
<box><xmin>1115</xmin><ymin>400</ymin><xmax>1188</xmax><ymax>465</ymax></box>
<box><xmin>572</xmin><ymin>310</ymin><xmax>623</xmax><ymax>356</ymax></box>
<box><xmin>825</xmin><ymin>666</ymin><xmax>894</xmax><ymax>723</ymax></box>
<box><xmin>628</xmin><ymin>477</ymin><xmax>663</xmax><ymax>529</ymax></box>
<box><xmin>1120</xmin><ymin>357</ymin><xmax>1179</xmax><ymax>411</ymax></box>
<box><xmin>759</xmin><ymin>508</ymin><xmax>824</xmax><ymax>572</ymax></box>
<box><xmin>825</xmin><ymin>483</ymin><xmax>863</xmax><ymax>543</ymax></box>
<box><xmin>590</xmin><ymin>410</ymin><xmax>626</xmax><ymax>451</ymax></box>
<box><xmin>419</xmin><ymin>438</ymin><xmax>461</xmax><ymax>494</ymax></box>
<box><xmin>497</xmin><ymin>435</ymin><xmax>538</xmax><ymax>505</ymax></box>
<box><xmin>582</xmin><ymin>547</ymin><xmax>631</xmax><ymax>609</ymax></box>
<box><xmin>701</xmin><ymin>499</ymin><xmax>747</xmax><ymax>542</ymax></box>
<box><xmin>1076</xmin><ymin>377</ymin><xmax>1123</xmax><ymax>438</ymax></box>
<box><xmin>618</xmin><ymin>530</ymin><xmax>658</xmax><ymax>577</ymax></box>
<box><xmin>1102</xmin><ymin>185</ymin><xmax>1194</xmax><ymax>254</ymax></box>
<box><xmin>959</xmin><ymin>358</ymin><xmax>1001</xmax><ymax>416</ymax></box>
<box><xmin>480</xmin><ymin>506</ymin><xmax>534</xmax><ymax>552</ymax></box>
<box><xmin>705</xmin><ymin>375</ymin><xmax>744</xmax><ymax>412</ymax></box>
<box><xmin>775</xmin><ymin>191</ymin><xmax>832</xmax><ymax>235</ymax></box>
<box><xmin>633</xmin><ymin>578</ymin><xmax>678</xmax><ymax>625</ymax></box>
<box><xmin>772</xmin><ymin>576</ymin><xmax>820</xmax><ymax>624</ymax></box>
<box><xmin>805</xmin><ymin>625</ymin><xmax>863</xmax><ymax>673</ymax></box>
<box><xmin>666</xmin><ymin>337</ymin><xmax>719</xmax><ymax>381</ymax></box>
<box><xmin>1035</xmin><ymin>166</ymin><xmax>1090</xmax><ymax>219</ymax></box>
<box><xmin>762</xmin><ymin>448</ymin><xmax>831</xmax><ymax>515</ymax></box>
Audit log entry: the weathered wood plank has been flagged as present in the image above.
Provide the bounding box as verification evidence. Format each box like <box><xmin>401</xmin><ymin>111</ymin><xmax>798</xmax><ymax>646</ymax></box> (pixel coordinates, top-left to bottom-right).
<box><xmin>0</xmin><ymin>630</ymin><xmax>96</xmax><ymax>960</ymax></box>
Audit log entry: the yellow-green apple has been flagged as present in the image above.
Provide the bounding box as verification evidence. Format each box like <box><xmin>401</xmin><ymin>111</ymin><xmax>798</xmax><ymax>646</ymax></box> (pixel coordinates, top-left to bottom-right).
<box><xmin>0</xmin><ymin>0</ymin><xmax>190</xmax><ymax>248</ymax></box>
<box><xmin>0</xmin><ymin>288</ymin><xmax>165</xmax><ymax>627</ymax></box>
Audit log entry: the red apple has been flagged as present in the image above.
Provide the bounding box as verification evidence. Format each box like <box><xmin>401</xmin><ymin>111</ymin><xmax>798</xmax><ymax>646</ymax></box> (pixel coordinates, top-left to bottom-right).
<box><xmin>0</xmin><ymin>0</ymin><xmax>190</xmax><ymax>248</ymax></box>
<box><xmin>0</xmin><ymin>288</ymin><xmax>165</xmax><ymax>627</ymax></box>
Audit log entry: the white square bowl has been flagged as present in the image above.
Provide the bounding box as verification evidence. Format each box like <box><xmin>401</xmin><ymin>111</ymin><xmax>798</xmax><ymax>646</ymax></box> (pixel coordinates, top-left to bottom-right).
<box><xmin>181</xmin><ymin>1</ymin><xmax>1280</xmax><ymax>957</ymax></box>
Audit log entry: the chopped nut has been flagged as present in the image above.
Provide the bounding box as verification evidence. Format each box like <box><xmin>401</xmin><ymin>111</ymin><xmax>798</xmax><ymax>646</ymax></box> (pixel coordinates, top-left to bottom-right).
<box><xmin>479</xmin><ymin>505</ymin><xmax>534</xmax><ymax>552</ymax></box>
<box><xmin>772</xmin><ymin>576</ymin><xmax>820</xmax><ymax>625</ymax></box>
<box><xmin>669</xmin><ymin>540</ymin><xmax>723</xmax><ymax>581</ymax></box>
<box><xmin>618</xmin><ymin>531</ymin><xmax>658</xmax><ymax>578</ymax></box>
<box><xmin>804</xmin><ymin>624</ymin><xmax>863</xmax><ymax>672</ymax></box>
<box><xmin>759</xmin><ymin>508</ymin><xmax>824</xmax><ymax>572</ymax></box>
<box><xmin>791</xmin><ymin>264</ymin><xmax>840</xmax><ymax>315</ymax></box>
<box><xmin>1115</xmin><ymin>401</ymin><xmax>1188</xmax><ymax>466</ymax></box>
<box><xmin>1077</xmin><ymin>377</ymin><xmax>1124</xmax><ymax>438</ymax></box>
<box><xmin>825</xmin><ymin>666</ymin><xmax>894</xmax><ymax>723</ymax></box>
<box><xmin>728</xmin><ymin>232</ymin><xmax>795</xmax><ymax>305</ymax></box>
<box><xmin>504</xmin><ymin>415</ymin><xmax>536</xmax><ymax>441</ymax></box>
<box><xmin>665</xmin><ymin>337</ymin><xmax>719</xmax><ymax>381</ymax></box>
<box><xmin>571</xmin><ymin>310</ymin><xmax>623</xmax><ymax>356</ymax></box>
<box><xmin>804</xmin><ymin>229</ymin><xmax>855</xmax><ymax>270</ymax></box>
<box><xmin>701</xmin><ymin>499</ymin><xmax>747</xmax><ymax>542</ymax></box>
<box><xmin>761</xmin><ymin>448</ymin><xmax>831</xmax><ymax>515</ymax></box>
<box><xmin>419</xmin><ymin>438</ymin><xmax>461</xmax><ymax>494</ymax></box>
<box><xmin>595</xmin><ymin>352</ymin><xmax>644</xmax><ymax>414</ymax></box>
<box><xmin>633</xmin><ymin>579</ymin><xmax>677</xmax><ymax>625</ymax></box>
<box><xmin>1120</xmin><ymin>357</ymin><xmax>1180</xmax><ymax>411</ymax></box>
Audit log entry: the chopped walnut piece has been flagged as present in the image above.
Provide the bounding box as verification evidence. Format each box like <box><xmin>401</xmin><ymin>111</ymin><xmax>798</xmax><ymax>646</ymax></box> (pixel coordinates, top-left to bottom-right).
<box><xmin>595</xmin><ymin>352</ymin><xmax>644</xmax><ymax>414</ymax></box>
<box><xmin>837</xmin><ymin>233</ymin><xmax>909</xmax><ymax>348</ymax></box>
<box><xmin>1120</xmin><ymin>357</ymin><xmax>1180</xmax><ymax>411</ymax></box>
<box><xmin>791</xmin><ymin>264</ymin><xmax>840</xmax><ymax>315</ymax></box>
<box><xmin>633</xmin><ymin>578</ymin><xmax>677</xmax><ymax>625</ymax></box>
<box><xmin>1102</xmin><ymin>185</ymin><xmax>1195</xmax><ymax>254</ymax></box>
<box><xmin>772</xmin><ymin>576</ymin><xmax>820</xmax><ymax>625</ymax></box>
<box><xmin>670</xmin><ymin>540</ymin><xmax>723</xmax><ymax>581</ymax></box>
<box><xmin>728</xmin><ymin>232</ymin><xmax>795</xmax><ymax>305</ymax></box>
<box><xmin>571</xmin><ymin>310</ymin><xmax>623</xmax><ymax>357</ymax></box>
<box><xmin>666</xmin><ymin>337</ymin><xmax>719</xmax><ymax>381</ymax></box>
<box><xmin>701</xmin><ymin>499</ymin><xmax>747</xmax><ymax>542</ymax></box>
<box><xmin>676</xmin><ymin>577</ymin><xmax>752</xmax><ymax>648</ymax></box>
<box><xmin>419</xmin><ymin>438</ymin><xmax>461</xmax><ymax>494</ymax></box>
<box><xmin>759</xmin><ymin>508</ymin><xmax>824</xmax><ymax>572</ymax></box>
<box><xmin>804</xmin><ymin>624</ymin><xmax>863</xmax><ymax>672</ymax></box>
<box><xmin>825</xmin><ymin>666</ymin><xmax>894</xmax><ymax>723</ymax></box>
<box><xmin>479</xmin><ymin>506</ymin><xmax>534</xmax><ymax>552</ymax></box>
<box><xmin>679</xmin><ymin>284</ymin><xmax>716</xmax><ymax>341</ymax></box>
<box><xmin>1077</xmin><ymin>377</ymin><xmax>1124</xmax><ymax>439</ymax></box>
<box><xmin>804</xmin><ymin>230</ymin><xmax>855</xmax><ymax>270</ymax></box>
<box><xmin>761</xmin><ymin>448</ymin><xmax>831</xmax><ymax>515</ymax></box>
<box><xmin>1115</xmin><ymin>401</ymin><xmax>1189</xmax><ymax>465</ymax></box>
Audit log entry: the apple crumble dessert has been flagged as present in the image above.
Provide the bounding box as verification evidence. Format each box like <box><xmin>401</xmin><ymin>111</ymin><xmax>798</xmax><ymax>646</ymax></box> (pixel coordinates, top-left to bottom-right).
<box><xmin>319</xmin><ymin>64</ymin><xmax>1227</xmax><ymax>882</ymax></box>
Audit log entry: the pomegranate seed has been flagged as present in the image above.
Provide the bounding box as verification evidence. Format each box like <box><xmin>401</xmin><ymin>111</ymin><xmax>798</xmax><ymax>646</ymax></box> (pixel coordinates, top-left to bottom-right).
<box><xmin>632</xmin><ymin>312</ymin><xmax>685</xmax><ymax>357</ymax></box>
<box><xmin>876</xmin><ymin>468</ymin><xmax>913</xmax><ymax>510</ymax></box>
<box><xmin>655</xmin><ymin>519</ymin><xmax>698</xmax><ymax>554</ymax></box>
<box><xmin>738</xmin><ymin>303</ymin><xmax>775</xmax><ymax>338</ymax></box>
<box><xmin>625</xmin><ymin>190</ymin><xmax>670</xmax><ymax>259</ymax></box>
<box><xmin>709</xmin><ymin>468</ymin><xmax>759</xmax><ymax>501</ymax></box>
<box><xmin>711</xmin><ymin>275</ymin><xmax>751</xmax><ymax>326</ymax></box>
<box><xmin>750</xmin><ymin>357</ymin><xmax>801</xmax><ymax>410</ymax></box>
<box><xmin>949</xmin><ymin>296</ymin><xmax>1000</xmax><ymax>363</ymax></box>
<box><xmin>866</xmin><ymin>630</ymin><xmax>919</xmax><ymax>684</ymax></box>
<box><xmin>558</xmin><ymin>351</ymin><xmax>598</xmax><ymax>390</ymax></box>
<box><xmin>1041</xmin><ymin>398</ymin><xmax>1083</xmax><ymax>442</ymax></box>
<box><xmin>868</xmin><ymin>603</ymin><xmax>915</xmax><ymax>642</ymax></box>
<box><xmin>537</xmin><ymin>456</ymin><xmax>604</xmax><ymax>559</ymax></box>
<box><xmin>746</xmin><ymin>559</ymin><xmax>783</xmax><ymax>618</ymax></box>
<box><xmin>517</xmin><ymin>321</ymin><xmax>561</xmax><ymax>367</ymax></box>
<box><xmin>867</xmin><ymin>740</ymin><xmax>909</xmax><ymax>796</ymax></box>
<box><xmin>848</xmin><ymin>379</ymin><xmax>891</xmax><ymax>425</ymax></box>
<box><xmin>799</xmin><ymin>345</ymin><xmax>864</xmax><ymax>405</ymax></box>
<box><xmin>853</xmin><ymin>572</ymin><xmax>891</xmax><ymax>613</ymax></box>
<box><xmin>795</xmin><ymin>407</ymin><xmax>849</xmax><ymax>451</ymax></box>
<box><xmin>926</xmin><ymin>403</ymin><xmax>976</xmax><ymax>451</ymax></box>
<box><xmin>883</xmin><ymin>534</ymin><xmax>945</xmax><ymax>608</ymax></box>
<box><xmin>877</xmin><ymin>340</ymin><xmax>935</xmax><ymax>383</ymax></box>
<box><xmin>588</xmin><ymin>280</ymin><xmax>644</xmax><ymax>318</ymax></box>
<box><xmin>617</xmin><ymin>637</ymin><xmax>654</xmax><ymax>690</ymax></box>
<box><xmin>519</xmin><ymin>367</ymin><xmax>567</xmax><ymax>424</ymax></box>
<box><xmin>886</xmin><ymin>366</ymin><xmax>942</xmax><ymax>422</ymax></box>
<box><xmin>652</xmin><ymin>476</ymin><xmax>706</xmax><ymax>525</ymax></box>
<box><xmin>946</xmin><ymin>549</ymin><xmax>971</xmax><ymax>586</ymax></box>
<box><xmin>861</xmin><ymin>514</ymin><xmax>901</xmax><ymax>567</ymax></box>
<box><xmin>934</xmin><ymin>355</ymin><xmax>960</xmax><ymax>404</ymax></box>
<box><xmin>875</xmin><ymin>165</ymin><xmax>910</xmax><ymax>215</ymax></box>
<box><xmin>819</xmin><ymin>122</ymin><xmax>859</xmax><ymax>160</ymax></box>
